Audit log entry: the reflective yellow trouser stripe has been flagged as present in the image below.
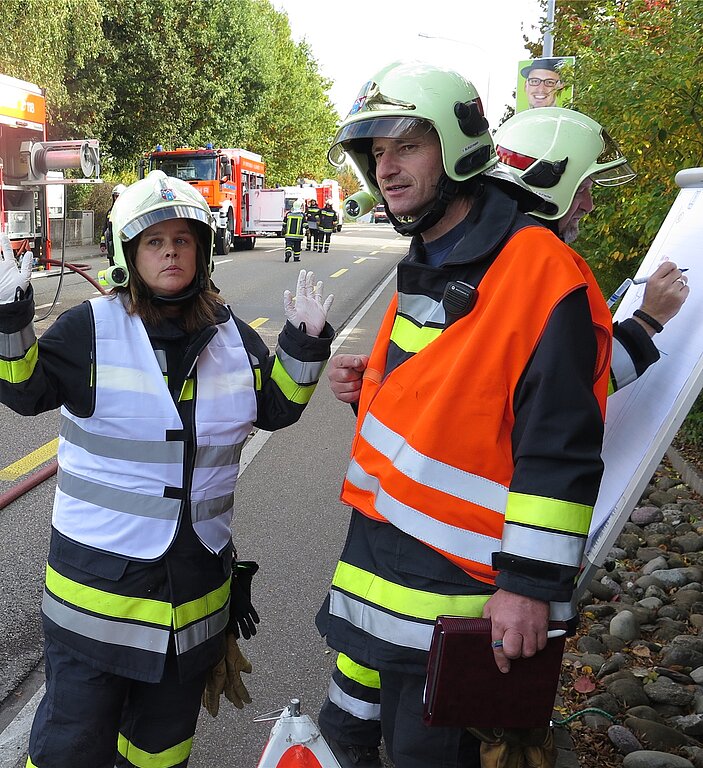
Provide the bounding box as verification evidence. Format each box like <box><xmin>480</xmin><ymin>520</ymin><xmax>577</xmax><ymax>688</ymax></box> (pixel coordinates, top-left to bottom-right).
<box><xmin>337</xmin><ymin>653</ymin><xmax>380</xmax><ymax>688</ymax></box>
<box><xmin>118</xmin><ymin>732</ymin><xmax>193</xmax><ymax>768</ymax></box>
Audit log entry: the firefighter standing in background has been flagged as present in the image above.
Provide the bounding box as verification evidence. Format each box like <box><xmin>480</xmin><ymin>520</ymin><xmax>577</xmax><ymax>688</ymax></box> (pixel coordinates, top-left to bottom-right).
<box><xmin>100</xmin><ymin>183</ymin><xmax>127</xmax><ymax>266</ymax></box>
<box><xmin>318</xmin><ymin>201</ymin><xmax>338</xmax><ymax>253</ymax></box>
<box><xmin>283</xmin><ymin>202</ymin><xmax>306</xmax><ymax>262</ymax></box>
<box><xmin>305</xmin><ymin>198</ymin><xmax>321</xmax><ymax>251</ymax></box>
<box><xmin>0</xmin><ymin>170</ymin><xmax>334</xmax><ymax>768</ymax></box>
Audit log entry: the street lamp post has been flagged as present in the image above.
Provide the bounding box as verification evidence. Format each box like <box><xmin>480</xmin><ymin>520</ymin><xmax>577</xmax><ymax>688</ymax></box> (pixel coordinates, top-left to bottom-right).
<box><xmin>417</xmin><ymin>32</ymin><xmax>491</xmax><ymax>109</ymax></box>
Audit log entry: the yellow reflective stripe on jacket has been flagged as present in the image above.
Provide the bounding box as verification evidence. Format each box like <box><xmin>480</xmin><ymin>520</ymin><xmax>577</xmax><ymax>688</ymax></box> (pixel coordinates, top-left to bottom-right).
<box><xmin>0</xmin><ymin>340</ymin><xmax>38</xmax><ymax>383</ymax></box>
<box><xmin>337</xmin><ymin>652</ymin><xmax>380</xmax><ymax>689</ymax></box>
<box><xmin>178</xmin><ymin>377</ymin><xmax>194</xmax><ymax>401</ymax></box>
<box><xmin>505</xmin><ymin>491</ymin><xmax>592</xmax><ymax>535</ymax></box>
<box><xmin>117</xmin><ymin>732</ymin><xmax>192</xmax><ymax>768</ymax></box>
<box><xmin>270</xmin><ymin>356</ymin><xmax>316</xmax><ymax>404</ymax></box>
<box><xmin>172</xmin><ymin>577</ymin><xmax>230</xmax><ymax>629</ymax></box>
<box><xmin>45</xmin><ymin>564</ymin><xmax>172</xmax><ymax>626</ymax></box>
<box><xmin>332</xmin><ymin>561</ymin><xmax>489</xmax><ymax>621</ymax></box>
<box><xmin>389</xmin><ymin>315</ymin><xmax>441</xmax><ymax>354</ymax></box>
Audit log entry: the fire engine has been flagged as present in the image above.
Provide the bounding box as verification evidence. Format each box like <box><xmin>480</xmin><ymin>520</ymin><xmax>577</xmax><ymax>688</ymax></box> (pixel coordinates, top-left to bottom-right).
<box><xmin>140</xmin><ymin>145</ymin><xmax>284</xmax><ymax>254</ymax></box>
<box><xmin>0</xmin><ymin>73</ymin><xmax>101</xmax><ymax>261</ymax></box>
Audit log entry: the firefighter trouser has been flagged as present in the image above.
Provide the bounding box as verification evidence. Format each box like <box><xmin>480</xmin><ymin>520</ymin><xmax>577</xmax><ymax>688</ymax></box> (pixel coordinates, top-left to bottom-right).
<box><xmin>319</xmin><ymin>653</ymin><xmax>382</xmax><ymax>748</ymax></box>
<box><xmin>305</xmin><ymin>226</ymin><xmax>319</xmax><ymax>250</ymax></box>
<box><xmin>378</xmin><ymin>670</ymin><xmax>480</xmax><ymax>768</ymax></box>
<box><xmin>319</xmin><ymin>230</ymin><xmax>332</xmax><ymax>252</ymax></box>
<box><xmin>284</xmin><ymin>236</ymin><xmax>303</xmax><ymax>261</ymax></box>
<box><xmin>26</xmin><ymin>637</ymin><xmax>208</xmax><ymax>768</ymax></box>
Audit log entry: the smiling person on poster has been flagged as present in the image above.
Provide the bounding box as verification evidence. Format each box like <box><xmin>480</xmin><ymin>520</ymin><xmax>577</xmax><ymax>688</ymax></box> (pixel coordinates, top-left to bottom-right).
<box><xmin>0</xmin><ymin>170</ymin><xmax>334</xmax><ymax>768</ymax></box>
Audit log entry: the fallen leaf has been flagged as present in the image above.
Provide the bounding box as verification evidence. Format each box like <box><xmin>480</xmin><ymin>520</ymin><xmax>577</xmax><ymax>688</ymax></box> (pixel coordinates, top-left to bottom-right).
<box><xmin>573</xmin><ymin>675</ymin><xmax>596</xmax><ymax>693</ymax></box>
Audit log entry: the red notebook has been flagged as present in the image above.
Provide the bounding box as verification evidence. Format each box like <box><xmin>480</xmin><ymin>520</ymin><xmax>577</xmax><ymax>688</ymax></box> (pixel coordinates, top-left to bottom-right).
<box><xmin>422</xmin><ymin>617</ymin><xmax>567</xmax><ymax>728</ymax></box>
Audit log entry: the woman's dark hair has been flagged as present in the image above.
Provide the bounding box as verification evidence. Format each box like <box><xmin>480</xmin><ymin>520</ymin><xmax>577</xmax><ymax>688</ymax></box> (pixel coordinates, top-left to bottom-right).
<box><xmin>112</xmin><ymin>219</ymin><xmax>224</xmax><ymax>332</ymax></box>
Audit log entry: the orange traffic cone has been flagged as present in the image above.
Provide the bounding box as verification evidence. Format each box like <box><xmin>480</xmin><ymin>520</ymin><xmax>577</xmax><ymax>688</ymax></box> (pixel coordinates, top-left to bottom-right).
<box><xmin>256</xmin><ymin>699</ymin><xmax>342</xmax><ymax>768</ymax></box>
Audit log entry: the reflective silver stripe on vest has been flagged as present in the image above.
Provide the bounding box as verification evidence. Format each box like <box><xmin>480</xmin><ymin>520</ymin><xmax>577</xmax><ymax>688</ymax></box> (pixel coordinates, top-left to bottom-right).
<box><xmin>57</xmin><ymin>467</ymin><xmax>182</xmax><ymax>520</ymax></box>
<box><xmin>328</xmin><ymin>678</ymin><xmax>381</xmax><ymax>721</ymax></box>
<box><xmin>174</xmin><ymin>606</ymin><xmax>229</xmax><ymax>655</ymax></box>
<box><xmin>0</xmin><ymin>325</ymin><xmax>36</xmax><ymax>358</ymax></box>
<box><xmin>501</xmin><ymin>521</ymin><xmax>584</xmax><ymax>568</ymax></box>
<box><xmin>194</xmin><ymin>442</ymin><xmax>244</xmax><ymax>468</ymax></box>
<box><xmin>346</xmin><ymin>459</ymin><xmax>499</xmax><ymax>565</ymax></box>
<box><xmin>42</xmin><ymin>590</ymin><xmax>170</xmax><ymax>654</ymax></box>
<box><xmin>396</xmin><ymin>291</ymin><xmax>445</xmax><ymax>327</ymax></box>
<box><xmin>329</xmin><ymin>588</ymin><xmax>434</xmax><ymax>651</ymax></box>
<box><xmin>275</xmin><ymin>346</ymin><xmax>327</xmax><ymax>384</ymax></box>
<box><xmin>360</xmin><ymin>412</ymin><xmax>508</xmax><ymax>512</ymax></box>
<box><xmin>192</xmin><ymin>492</ymin><xmax>233</xmax><ymax>522</ymax></box>
<box><xmin>60</xmin><ymin>417</ymin><xmax>184</xmax><ymax>464</ymax></box>
<box><xmin>610</xmin><ymin>336</ymin><xmax>637</xmax><ymax>391</ymax></box>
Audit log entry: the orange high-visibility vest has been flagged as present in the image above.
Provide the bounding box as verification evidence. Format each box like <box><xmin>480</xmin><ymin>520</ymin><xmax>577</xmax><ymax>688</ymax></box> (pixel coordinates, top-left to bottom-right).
<box><xmin>341</xmin><ymin>226</ymin><xmax>612</xmax><ymax>584</ymax></box>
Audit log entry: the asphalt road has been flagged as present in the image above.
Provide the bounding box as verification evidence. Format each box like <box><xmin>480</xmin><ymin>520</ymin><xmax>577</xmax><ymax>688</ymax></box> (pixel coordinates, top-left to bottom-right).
<box><xmin>0</xmin><ymin>223</ymin><xmax>406</xmax><ymax>767</ymax></box>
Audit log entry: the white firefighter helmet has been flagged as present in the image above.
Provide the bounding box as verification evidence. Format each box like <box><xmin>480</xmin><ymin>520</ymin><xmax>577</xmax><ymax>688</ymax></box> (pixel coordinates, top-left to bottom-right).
<box><xmin>102</xmin><ymin>170</ymin><xmax>216</xmax><ymax>288</ymax></box>
<box><xmin>489</xmin><ymin>107</ymin><xmax>636</xmax><ymax>220</ymax></box>
<box><xmin>328</xmin><ymin>60</ymin><xmax>496</xmax><ymax>235</ymax></box>
<box><xmin>112</xmin><ymin>183</ymin><xmax>127</xmax><ymax>198</ymax></box>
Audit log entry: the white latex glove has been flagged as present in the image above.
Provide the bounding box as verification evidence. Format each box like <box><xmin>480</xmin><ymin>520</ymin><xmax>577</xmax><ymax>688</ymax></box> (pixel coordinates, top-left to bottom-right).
<box><xmin>0</xmin><ymin>233</ymin><xmax>32</xmax><ymax>303</ymax></box>
<box><xmin>283</xmin><ymin>269</ymin><xmax>334</xmax><ymax>337</ymax></box>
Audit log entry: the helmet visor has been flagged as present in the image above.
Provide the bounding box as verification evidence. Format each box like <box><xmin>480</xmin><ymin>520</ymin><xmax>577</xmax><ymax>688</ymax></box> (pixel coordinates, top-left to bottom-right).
<box><xmin>329</xmin><ymin>117</ymin><xmax>434</xmax><ymax>166</ymax></box>
<box><xmin>591</xmin><ymin>129</ymin><xmax>636</xmax><ymax>187</ymax></box>
<box><xmin>119</xmin><ymin>205</ymin><xmax>214</xmax><ymax>242</ymax></box>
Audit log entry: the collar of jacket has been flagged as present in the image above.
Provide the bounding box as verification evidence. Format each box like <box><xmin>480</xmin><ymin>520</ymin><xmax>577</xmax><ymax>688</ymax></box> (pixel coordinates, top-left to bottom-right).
<box><xmin>407</xmin><ymin>181</ymin><xmax>522</xmax><ymax>267</ymax></box>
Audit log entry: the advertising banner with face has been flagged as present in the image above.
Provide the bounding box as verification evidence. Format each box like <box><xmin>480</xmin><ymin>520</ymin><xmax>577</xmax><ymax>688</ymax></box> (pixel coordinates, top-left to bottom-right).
<box><xmin>516</xmin><ymin>56</ymin><xmax>575</xmax><ymax>112</ymax></box>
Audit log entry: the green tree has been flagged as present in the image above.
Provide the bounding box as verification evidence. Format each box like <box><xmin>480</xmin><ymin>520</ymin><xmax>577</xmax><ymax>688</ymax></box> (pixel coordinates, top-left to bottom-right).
<box><xmin>246</xmin><ymin>5</ymin><xmax>339</xmax><ymax>185</ymax></box>
<box><xmin>0</xmin><ymin>0</ymin><xmax>105</xmax><ymax>134</ymax></box>
<box><xmin>532</xmin><ymin>0</ymin><xmax>703</xmax><ymax>293</ymax></box>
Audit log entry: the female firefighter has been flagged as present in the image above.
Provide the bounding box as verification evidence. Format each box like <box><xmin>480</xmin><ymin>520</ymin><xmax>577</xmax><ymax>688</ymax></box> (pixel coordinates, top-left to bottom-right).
<box><xmin>0</xmin><ymin>170</ymin><xmax>334</xmax><ymax>768</ymax></box>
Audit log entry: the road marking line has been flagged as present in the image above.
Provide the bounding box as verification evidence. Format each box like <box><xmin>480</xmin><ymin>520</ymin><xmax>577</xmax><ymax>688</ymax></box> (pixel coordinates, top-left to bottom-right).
<box><xmin>330</xmin><ymin>269</ymin><xmax>348</xmax><ymax>278</ymax></box>
<box><xmin>249</xmin><ymin>317</ymin><xmax>268</xmax><ymax>329</ymax></box>
<box><xmin>214</xmin><ymin>258</ymin><xmax>233</xmax><ymax>265</ymax></box>
<box><xmin>354</xmin><ymin>258</ymin><xmax>367</xmax><ymax>263</ymax></box>
<box><xmin>0</xmin><ymin>439</ymin><xmax>58</xmax><ymax>481</ymax></box>
<box><xmin>34</xmin><ymin>303</ymin><xmax>61</xmax><ymax>310</ymax></box>
<box><xmin>0</xmin><ymin>684</ymin><xmax>44</xmax><ymax>766</ymax></box>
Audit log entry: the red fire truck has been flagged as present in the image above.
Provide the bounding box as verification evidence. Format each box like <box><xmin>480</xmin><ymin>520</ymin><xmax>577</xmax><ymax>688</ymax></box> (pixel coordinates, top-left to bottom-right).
<box><xmin>141</xmin><ymin>145</ymin><xmax>284</xmax><ymax>254</ymax></box>
<box><xmin>0</xmin><ymin>73</ymin><xmax>100</xmax><ymax>261</ymax></box>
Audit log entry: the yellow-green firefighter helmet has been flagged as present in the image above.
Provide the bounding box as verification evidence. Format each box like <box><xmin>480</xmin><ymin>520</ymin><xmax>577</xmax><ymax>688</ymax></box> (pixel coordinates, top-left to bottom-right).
<box><xmin>329</xmin><ymin>60</ymin><xmax>495</xmax><ymax>196</ymax></box>
<box><xmin>102</xmin><ymin>170</ymin><xmax>216</xmax><ymax>288</ymax></box>
<box><xmin>489</xmin><ymin>107</ymin><xmax>636</xmax><ymax>220</ymax></box>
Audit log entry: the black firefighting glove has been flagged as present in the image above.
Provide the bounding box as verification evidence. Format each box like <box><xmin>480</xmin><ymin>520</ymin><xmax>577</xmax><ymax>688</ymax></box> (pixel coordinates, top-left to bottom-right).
<box><xmin>229</xmin><ymin>560</ymin><xmax>260</xmax><ymax>640</ymax></box>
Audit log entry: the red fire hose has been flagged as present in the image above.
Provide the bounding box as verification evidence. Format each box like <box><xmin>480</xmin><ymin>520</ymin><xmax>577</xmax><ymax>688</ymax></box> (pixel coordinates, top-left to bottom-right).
<box><xmin>0</xmin><ymin>459</ymin><xmax>58</xmax><ymax>510</ymax></box>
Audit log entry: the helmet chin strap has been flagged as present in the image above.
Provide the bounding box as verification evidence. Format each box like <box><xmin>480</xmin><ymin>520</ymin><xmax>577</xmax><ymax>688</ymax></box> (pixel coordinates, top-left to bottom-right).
<box><xmin>149</xmin><ymin>273</ymin><xmax>208</xmax><ymax>306</ymax></box>
<box><xmin>386</xmin><ymin>174</ymin><xmax>461</xmax><ymax>237</ymax></box>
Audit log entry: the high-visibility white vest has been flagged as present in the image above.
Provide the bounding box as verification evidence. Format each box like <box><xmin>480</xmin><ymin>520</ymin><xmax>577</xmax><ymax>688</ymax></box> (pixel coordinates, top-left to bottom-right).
<box><xmin>53</xmin><ymin>295</ymin><xmax>256</xmax><ymax>559</ymax></box>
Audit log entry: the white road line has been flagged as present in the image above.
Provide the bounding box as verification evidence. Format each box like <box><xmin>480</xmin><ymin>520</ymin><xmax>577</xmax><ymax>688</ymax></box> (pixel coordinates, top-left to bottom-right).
<box><xmin>0</xmin><ymin>685</ymin><xmax>44</xmax><ymax>768</ymax></box>
<box><xmin>214</xmin><ymin>258</ymin><xmax>234</xmax><ymax>265</ymax></box>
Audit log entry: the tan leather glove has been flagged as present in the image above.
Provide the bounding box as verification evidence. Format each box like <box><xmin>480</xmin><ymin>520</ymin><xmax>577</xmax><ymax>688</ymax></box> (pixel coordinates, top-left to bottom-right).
<box><xmin>201</xmin><ymin>633</ymin><xmax>252</xmax><ymax>717</ymax></box>
<box><xmin>466</xmin><ymin>726</ymin><xmax>557</xmax><ymax>768</ymax></box>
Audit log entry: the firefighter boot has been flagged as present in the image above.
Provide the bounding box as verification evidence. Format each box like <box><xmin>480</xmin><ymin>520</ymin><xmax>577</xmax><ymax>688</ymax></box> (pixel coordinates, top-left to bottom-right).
<box><xmin>323</xmin><ymin>737</ymin><xmax>381</xmax><ymax>768</ymax></box>
<box><xmin>285</xmin><ymin>247</ymin><xmax>292</xmax><ymax>263</ymax></box>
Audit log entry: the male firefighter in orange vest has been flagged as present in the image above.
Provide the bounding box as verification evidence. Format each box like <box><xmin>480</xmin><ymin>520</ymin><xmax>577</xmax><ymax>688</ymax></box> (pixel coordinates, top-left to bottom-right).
<box><xmin>314</xmin><ymin>61</ymin><xmax>619</xmax><ymax>768</ymax></box>
<box><xmin>316</xmin><ymin>99</ymin><xmax>689</xmax><ymax>768</ymax></box>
